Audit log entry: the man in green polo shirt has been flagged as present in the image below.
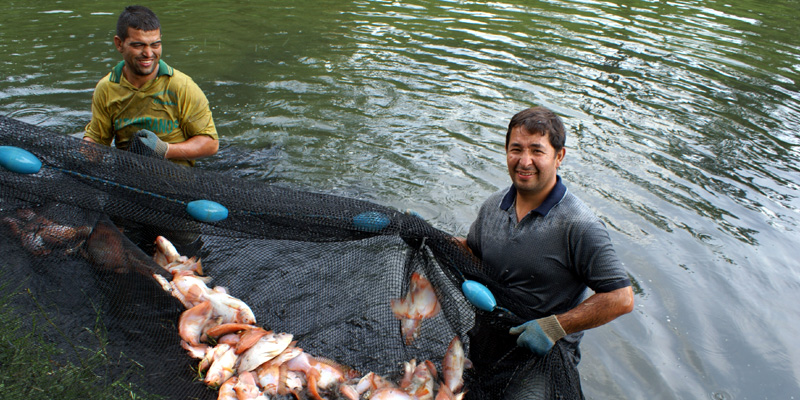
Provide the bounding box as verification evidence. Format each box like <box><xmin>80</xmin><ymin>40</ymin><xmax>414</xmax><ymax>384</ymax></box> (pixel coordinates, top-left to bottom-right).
<box><xmin>84</xmin><ymin>5</ymin><xmax>218</xmax><ymax>167</ymax></box>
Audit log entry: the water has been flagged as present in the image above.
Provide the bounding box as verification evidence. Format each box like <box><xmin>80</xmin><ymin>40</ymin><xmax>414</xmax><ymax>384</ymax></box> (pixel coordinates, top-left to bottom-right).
<box><xmin>1</xmin><ymin>1</ymin><xmax>799</xmax><ymax>398</ymax></box>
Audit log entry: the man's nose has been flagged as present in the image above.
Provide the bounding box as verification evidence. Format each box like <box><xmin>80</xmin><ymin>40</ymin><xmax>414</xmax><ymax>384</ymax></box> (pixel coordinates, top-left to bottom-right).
<box><xmin>519</xmin><ymin>151</ymin><xmax>534</xmax><ymax>166</ymax></box>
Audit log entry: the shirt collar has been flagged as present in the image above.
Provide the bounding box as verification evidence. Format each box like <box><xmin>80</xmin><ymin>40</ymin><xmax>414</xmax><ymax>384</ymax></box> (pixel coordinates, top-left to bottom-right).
<box><xmin>500</xmin><ymin>175</ymin><xmax>566</xmax><ymax>217</ymax></box>
<box><xmin>109</xmin><ymin>60</ymin><xmax>174</xmax><ymax>84</ymax></box>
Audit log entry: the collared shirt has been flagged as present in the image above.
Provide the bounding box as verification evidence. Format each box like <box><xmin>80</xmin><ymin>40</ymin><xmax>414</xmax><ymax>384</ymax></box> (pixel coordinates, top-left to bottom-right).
<box><xmin>467</xmin><ymin>176</ymin><xmax>631</xmax><ymax>321</ymax></box>
<box><xmin>84</xmin><ymin>60</ymin><xmax>218</xmax><ymax>167</ymax></box>
<box><xmin>499</xmin><ymin>175</ymin><xmax>568</xmax><ymax>217</ymax></box>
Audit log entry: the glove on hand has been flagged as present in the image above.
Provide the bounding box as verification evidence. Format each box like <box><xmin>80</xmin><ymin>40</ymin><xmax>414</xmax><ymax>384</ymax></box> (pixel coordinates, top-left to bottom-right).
<box><xmin>135</xmin><ymin>129</ymin><xmax>169</xmax><ymax>158</ymax></box>
<box><xmin>509</xmin><ymin>315</ymin><xmax>566</xmax><ymax>356</ymax></box>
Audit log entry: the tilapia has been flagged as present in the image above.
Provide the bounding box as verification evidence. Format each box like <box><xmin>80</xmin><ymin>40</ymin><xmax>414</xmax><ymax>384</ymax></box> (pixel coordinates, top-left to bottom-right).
<box><xmin>390</xmin><ymin>272</ymin><xmax>441</xmax><ymax>344</ymax></box>
<box><xmin>237</xmin><ymin>332</ymin><xmax>294</xmax><ymax>373</ymax></box>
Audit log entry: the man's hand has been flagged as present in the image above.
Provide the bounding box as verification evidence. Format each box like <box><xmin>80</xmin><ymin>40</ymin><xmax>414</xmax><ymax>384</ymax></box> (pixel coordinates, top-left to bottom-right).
<box><xmin>135</xmin><ymin>129</ymin><xmax>168</xmax><ymax>158</ymax></box>
<box><xmin>509</xmin><ymin>315</ymin><xmax>566</xmax><ymax>356</ymax></box>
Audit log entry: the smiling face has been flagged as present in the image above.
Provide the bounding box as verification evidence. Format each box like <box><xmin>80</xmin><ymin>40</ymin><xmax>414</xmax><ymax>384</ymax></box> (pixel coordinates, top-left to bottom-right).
<box><xmin>506</xmin><ymin>125</ymin><xmax>565</xmax><ymax>201</ymax></box>
<box><xmin>114</xmin><ymin>27</ymin><xmax>162</xmax><ymax>87</ymax></box>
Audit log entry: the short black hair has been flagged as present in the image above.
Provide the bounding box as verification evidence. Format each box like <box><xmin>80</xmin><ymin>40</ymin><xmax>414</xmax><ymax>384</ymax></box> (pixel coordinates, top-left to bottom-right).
<box><xmin>116</xmin><ymin>5</ymin><xmax>160</xmax><ymax>40</ymax></box>
<box><xmin>505</xmin><ymin>106</ymin><xmax>566</xmax><ymax>151</ymax></box>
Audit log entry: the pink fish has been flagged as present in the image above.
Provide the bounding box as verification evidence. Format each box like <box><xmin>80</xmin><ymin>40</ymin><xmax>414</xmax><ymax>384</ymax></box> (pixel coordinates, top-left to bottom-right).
<box><xmin>390</xmin><ymin>272</ymin><xmax>441</xmax><ymax>344</ymax></box>
<box><xmin>255</xmin><ymin>343</ymin><xmax>304</xmax><ymax>395</ymax></box>
<box><xmin>153</xmin><ymin>235</ymin><xmax>181</xmax><ymax>266</ymax></box>
<box><xmin>441</xmin><ymin>336</ymin><xmax>471</xmax><ymax>394</ymax></box>
<box><xmin>286</xmin><ymin>352</ymin><xmax>359</xmax><ymax>400</ymax></box>
<box><xmin>178</xmin><ymin>301</ymin><xmax>214</xmax><ymax>346</ymax></box>
<box><xmin>371</xmin><ymin>387</ymin><xmax>414</xmax><ymax>400</ymax></box>
<box><xmin>233</xmin><ymin>371</ymin><xmax>268</xmax><ymax>399</ymax></box>
<box><xmin>217</xmin><ymin>376</ymin><xmax>238</xmax><ymax>400</ymax></box>
<box><xmin>204</xmin><ymin>344</ymin><xmax>238</xmax><ymax>388</ymax></box>
<box><xmin>402</xmin><ymin>360</ymin><xmax>436</xmax><ymax>400</ymax></box>
<box><xmin>237</xmin><ymin>332</ymin><xmax>294</xmax><ymax>373</ymax></box>
<box><xmin>347</xmin><ymin>371</ymin><xmax>396</xmax><ymax>399</ymax></box>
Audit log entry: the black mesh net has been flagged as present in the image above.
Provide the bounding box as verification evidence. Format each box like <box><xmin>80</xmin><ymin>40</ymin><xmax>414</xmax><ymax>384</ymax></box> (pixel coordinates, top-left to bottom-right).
<box><xmin>0</xmin><ymin>115</ymin><xmax>583</xmax><ymax>400</ymax></box>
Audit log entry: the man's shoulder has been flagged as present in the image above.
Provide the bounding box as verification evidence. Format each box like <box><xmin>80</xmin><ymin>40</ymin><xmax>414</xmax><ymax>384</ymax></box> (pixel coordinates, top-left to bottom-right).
<box><xmin>93</xmin><ymin>71</ymin><xmax>115</xmax><ymax>89</ymax></box>
<box><xmin>549</xmin><ymin>190</ymin><xmax>607</xmax><ymax>233</ymax></box>
<box><xmin>162</xmin><ymin>67</ymin><xmax>206</xmax><ymax>95</ymax></box>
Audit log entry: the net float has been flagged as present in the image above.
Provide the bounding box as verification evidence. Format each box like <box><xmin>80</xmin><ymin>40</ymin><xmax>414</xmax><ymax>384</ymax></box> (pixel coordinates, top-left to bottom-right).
<box><xmin>187</xmin><ymin>199</ymin><xmax>229</xmax><ymax>222</ymax></box>
<box><xmin>461</xmin><ymin>280</ymin><xmax>496</xmax><ymax>312</ymax></box>
<box><xmin>0</xmin><ymin>145</ymin><xmax>41</xmax><ymax>174</ymax></box>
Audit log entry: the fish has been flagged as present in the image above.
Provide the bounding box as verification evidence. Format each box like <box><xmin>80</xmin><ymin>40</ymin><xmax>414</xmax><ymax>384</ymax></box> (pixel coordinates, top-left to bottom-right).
<box><xmin>434</xmin><ymin>384</ymin><xmax>466</xmax><ymax>400</ymax></box>
<box><xmin>370</xmin><ymin>387</ymin><xmax>415</xmax><ymax>400</ymax></box>
<box><xmin>345</xmin><ymin>371</ymin><xmax>396</xmax><ymax>399</ymax></box>
<box><xmin>3</xmin><ymin>210</ymin><xmax>91</xmax><ymax>257</ymax></box>
<box><xmin>233</xmin><ymin>371</ymin><xmax>268</xmax><ymax>400</ymax></box>
<box><xmin>154</xmin><ymin>236</ymin><xmax>205</xmax><ymax>275</ymax></box>
<box><xmin>187</xmin><ymin>284</ymin><xmax>257</xmax><ymax>325</ymax></box>
<box><xmin>204</xmin><ymin>344</ymin><xmax>238</xmax><ymax>388</ymax></box>
<box><xmin>234</xmin><ymin>328</ymin><xmax>271</xmax><ymax>355</ymax></box>
<box><xmin>402</xmin><ymin>360</ymin><xmax>436</xmax><ymax>400</ymax></box>
<box><xmin>254</xmin><ymin>344</ymin><xmax>303</xmax><ymax>396</ymax></box>
<box><xmin>199</xmin><ymin>343</ymin><xmax>232</xmax><ymax>374</ymax></box>
<box><xmin>237</xmin><ymin>332</ymin><xmax>294</xmax><ymax>373</ymax></box>
<box><xmin>390</xmin><ymin>272</ymin><xmax>441</xmax><ymax>344</ymax></box>
<box><xmin>37</xmin><ymin>221</ymin><xmax>91</xmax><ymax>245</ymax></box>
<box><xmin>441</xmin><ymin>336</ymin><xmax>471</xmax><ymax>394</ymax></box>
<box><xmin>286</xmin><ymin>352</ymin><xmax>358</xmax><ymax>400</ymax></box>
<box><xmin>181</xmin><ymin>340</ymin><xmax>209</xmax><ymax>360</ymax></box>
<box><xmin>170</xmin><ymin>271</ymin><xmax>214</xmax><ymax>308</ymax></box>
<box><xmin>205</xmin><ymin>323</ymin><xmax>259</xmax><ymax>339</ymax></box>
<box><xmin>217</xmin><ymin>376</ymin><xmax>238</xmax><ymax>400</ymax></box>
<box><xmin>217</xmin><ymin>333</ymin><xmax>241</xmax><ymax>347</ymax></box>
<box><xmin>284</xmin><ymin>370</ymin><xmax>306</xmax><ymax>397</ymax></box>
<box><xmin>178</xmin><ymin>301</ymin><xmax>215</xmax><ymax>346</ymax></box>
<box><xmin>154</xmin><ymin>235</ymin><xmax>181</xmax><ymax>266</ymax></box>
<box><xmin>85</xmin><ymin>218</ymin><xmax>171</xmax><ymax>278</ymax></box>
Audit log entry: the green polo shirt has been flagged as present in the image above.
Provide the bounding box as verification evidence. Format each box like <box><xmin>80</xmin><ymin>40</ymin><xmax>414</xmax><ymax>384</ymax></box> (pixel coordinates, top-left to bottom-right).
<box><xmin>85</xmin><ymin>60</ymin><xmax>218</xmax><ymax>167</ymax></box>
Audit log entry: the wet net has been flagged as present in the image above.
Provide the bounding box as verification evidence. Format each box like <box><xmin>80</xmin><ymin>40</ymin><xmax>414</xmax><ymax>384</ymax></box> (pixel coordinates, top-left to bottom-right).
<box><xmin>0</xmin><ymin>115</ymin><xmax>583</xmax><ymax>400</ymax></box>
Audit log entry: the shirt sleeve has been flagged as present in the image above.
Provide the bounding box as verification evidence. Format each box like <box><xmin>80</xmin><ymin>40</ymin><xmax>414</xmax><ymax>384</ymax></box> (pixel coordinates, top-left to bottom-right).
<box><xmin>178</xmin><ymin>77</ymin><xmax>218</xmax><ymax>140</ymax></box>
<box><xmin>571</xmin><ymin>218</ymin><xmax>631</xmax><ymax>293</ymax></box>
<box><xmin>84</xmin><ymin>77</ymin><xmax>114</xmax><ymax>145</ymax></box>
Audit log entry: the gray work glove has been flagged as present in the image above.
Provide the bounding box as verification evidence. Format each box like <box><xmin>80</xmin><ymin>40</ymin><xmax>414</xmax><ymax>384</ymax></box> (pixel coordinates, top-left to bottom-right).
<box><xmin>509</xmin><ymin>315</ymin><xmax>566</xmax><ymax>356</ymax></box>
<box><xmin>135</xmin><ymin>129</ymin><xmax>169</xmax><ymax>158</ymax></box>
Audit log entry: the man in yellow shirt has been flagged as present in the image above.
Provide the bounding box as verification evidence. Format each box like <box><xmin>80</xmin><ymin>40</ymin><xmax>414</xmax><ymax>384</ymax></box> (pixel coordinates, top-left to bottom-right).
<box><xmin>84</xmin><ymin>5</ymin><xmax>218</xmax><ymax>167</ymax></box>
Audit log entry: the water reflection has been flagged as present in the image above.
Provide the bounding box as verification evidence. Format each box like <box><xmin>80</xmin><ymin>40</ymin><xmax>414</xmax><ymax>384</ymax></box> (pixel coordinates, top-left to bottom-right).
<box><xmin>1</xmin><ymin>0</ymin><xmax>799</xmax><ymax>398</ymax></box>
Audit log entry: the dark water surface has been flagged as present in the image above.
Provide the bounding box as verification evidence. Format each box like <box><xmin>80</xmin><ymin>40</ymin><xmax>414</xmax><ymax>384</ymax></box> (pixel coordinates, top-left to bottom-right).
<box><xmin>2</xmin><ymin>1</ymin><xmax>799</xmax><ymax>398</ymax></box>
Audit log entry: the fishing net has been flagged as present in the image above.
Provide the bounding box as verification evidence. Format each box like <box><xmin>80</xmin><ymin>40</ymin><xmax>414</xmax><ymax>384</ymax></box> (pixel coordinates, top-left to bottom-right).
<box><xmin>0</xmin><ymin>115</ymin><xmax>583</xmax><ymax>400</ymax></box>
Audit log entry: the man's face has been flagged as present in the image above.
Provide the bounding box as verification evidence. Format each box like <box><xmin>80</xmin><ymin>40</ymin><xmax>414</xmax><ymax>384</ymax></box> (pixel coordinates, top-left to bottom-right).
<box><xmin>506</xmin><ymin>125</ymin><xmax>565</xmax><ymax>196</ymax></box>
<box><xmin>114</xmin><ymin>27</ymin><xmax>162</xmax><ymax>79</ymax></box>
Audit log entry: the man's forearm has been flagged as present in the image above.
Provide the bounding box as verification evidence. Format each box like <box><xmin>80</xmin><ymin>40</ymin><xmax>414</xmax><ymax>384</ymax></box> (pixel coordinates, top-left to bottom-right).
<box><xmin>556</xmin><ymin>286</ymin><xmax>634</xmax><ymax>334</ymax></box>
<box><xmin>165</xmin><ymin>135</ymin><xmax>219</xmax><ymax>160</ymax></box>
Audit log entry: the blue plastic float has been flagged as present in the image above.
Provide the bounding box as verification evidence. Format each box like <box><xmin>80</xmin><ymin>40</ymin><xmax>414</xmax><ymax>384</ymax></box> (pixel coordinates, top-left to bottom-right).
<box><xmin>461</xmin><ymin>280</ymin><xmax>497</xmax><ymax>312</ymax></box>
<box><xmin>186</xmin><ymin>199</ymin><xmax>228</xmax><ymax>222</ymax></box>
<box><xmin>352</xmin><ymin>211</ymin><xmax>391</xmax><ymax>232</ymax></box>
<box><xmin>0</xmin><ymin>146</ymin><xmax>42</xmax><ymax>174</ymax></box>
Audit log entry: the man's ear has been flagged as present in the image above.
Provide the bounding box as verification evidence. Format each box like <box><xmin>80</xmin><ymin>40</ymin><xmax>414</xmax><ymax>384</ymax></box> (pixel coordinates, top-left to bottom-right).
<box><xmin>555</xmin><ymin>147</ymin><xmax>566</xmax><ymax>167</ymax></box>
<box><xmin>113</xmin><ymin>36</ymin><xmax>123</xmax><ymax>52</ymax></box>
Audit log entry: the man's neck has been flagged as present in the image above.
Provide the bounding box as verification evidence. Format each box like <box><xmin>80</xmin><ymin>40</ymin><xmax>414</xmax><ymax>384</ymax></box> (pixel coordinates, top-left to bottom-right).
<box><xmin>514</xmin><ymin>183</ymin><xmax>554</xmax><ymax>222</ymax></box>
<box><xmin>123</xmin><ymin>64</ymin><xmax>158</xmax><ymax>89</ymax></box>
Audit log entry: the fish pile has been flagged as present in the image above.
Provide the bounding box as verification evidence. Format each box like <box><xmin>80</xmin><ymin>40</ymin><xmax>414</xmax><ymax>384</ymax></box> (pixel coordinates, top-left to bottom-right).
<box><xmin>150</xmin><ymin>236</ymin><xmax>471</xmax><ymax>400</ymax></box>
